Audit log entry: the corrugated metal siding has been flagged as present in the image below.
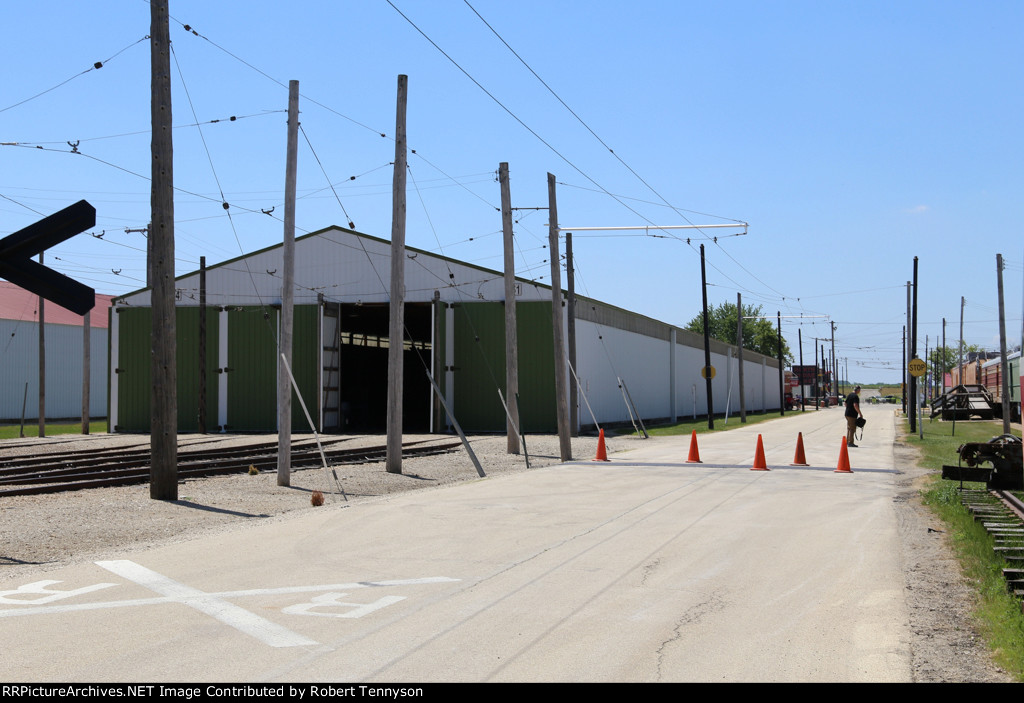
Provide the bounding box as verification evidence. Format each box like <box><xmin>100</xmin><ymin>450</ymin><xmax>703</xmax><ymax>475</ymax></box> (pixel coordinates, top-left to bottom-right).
<box><xmin>291</xmin><ymin>305</ymin><xmax>319</xmax><ymax>432</ymax></box>
<box><xmin>573</xmin><ymin>318</ymin><xmax>781</xmax><ymax>427</ymax></box>
<box><xmin>576</xmin><ymin>320</ymin><xmax>669</xmax><ymax>423</ymax></box>
<box><xmin>226</xmin><ymin>306</ymin><xmax>278</xmax><ymax>431</ymax></box>
<box><xmin>674</xmin><ymin>343</ymin><xmax>709</xmax><ymax>418</ymax></box>
<box><xmin>114</xmin><ymin>308</ymin><xmax>152</xmax><ymax>431</ymax></box>
<box><xmin>112</xmin><ymin>307</ymin><xmax>222</xmax><ymax>432</ymax></box>
<box><xmin>0</xmin><ymin>320</ymin><xmax>108</xmax><ymax>421</ymax></box>
<box><xmin>441</xmin><ymin>301</ymin><xmax>556</xmax><ymax>433</ymax></box>
<box><xmin>451</xmin><ymin>302</ymin><xmax>506</xmax><ymax>432</ymax></box>
<box><xmin>117</xmin><ymin>228</ymin><xmax>555</xmax><ymax>310</ymax></box>
<box><xmin>1011</xmin><ymin>354</ymin><xmax>1021</xmax><ymax>404</ymax></box>
<box><xmin>174</xmin><ymin>307</ymin><xmax>220</xmax><ymax>432</ymax></box>
<box><xmin>515</xmin><ymin>302</ymin><xmax>556</xmax><ymax>433</ymax></box>
<box><xmin>109</xmin><ymin>227</ymin><xmax>787</xmax><ymax>432</ymax></box>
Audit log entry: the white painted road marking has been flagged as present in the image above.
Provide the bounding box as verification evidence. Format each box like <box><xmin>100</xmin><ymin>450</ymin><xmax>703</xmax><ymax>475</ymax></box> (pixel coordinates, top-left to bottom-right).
<box><xmin>0</xmin><ymin>560</ymin><xmax>460</xmax><ymax>650</ymax></box>
<box><xmin>96</xmin><ymin>560</ymin><xmax>317</xmax><ymax>648</ymax></box>
<box><xmin>282</xmin><ymin>592</ymin><xmax>406</xmax><ymax>618</ymax></box>
<box><xmin>0</xmin><ymin>579</ymin><xmax>116</xmax><ymax>605</ymax></box>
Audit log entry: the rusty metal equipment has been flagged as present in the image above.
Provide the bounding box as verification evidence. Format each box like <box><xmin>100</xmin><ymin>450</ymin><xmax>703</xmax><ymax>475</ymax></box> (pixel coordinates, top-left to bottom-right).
<box><xmin>942</xmin><ymin>434</ymin><xmax>1024</xmax><ymax>490</ymax></box>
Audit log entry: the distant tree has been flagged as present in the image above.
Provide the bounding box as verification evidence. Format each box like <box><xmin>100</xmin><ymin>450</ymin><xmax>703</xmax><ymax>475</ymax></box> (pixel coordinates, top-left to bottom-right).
<box><xmin>685</xmin><ymin>301</ymin><xmax>793</xmax><ymax>363</ymax></box>
<box><xmin>928</xmin><ymin>342</ymin><xmax>985</xmax><ymax>374</ymax></box>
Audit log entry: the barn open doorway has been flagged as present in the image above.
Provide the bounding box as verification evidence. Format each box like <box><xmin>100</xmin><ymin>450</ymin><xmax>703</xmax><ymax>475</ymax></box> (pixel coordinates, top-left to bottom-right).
<box><xmin>321</xmin><ymin>302</ymin><xmax>432</xmax><ymax>433</ymax></box>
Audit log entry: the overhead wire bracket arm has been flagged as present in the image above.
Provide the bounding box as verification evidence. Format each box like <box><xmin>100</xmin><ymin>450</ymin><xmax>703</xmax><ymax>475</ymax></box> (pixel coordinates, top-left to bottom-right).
<box><xmin>557</xmin><ymin>223</ymin><xmax>748</xmax><ymax>233</ymax></box>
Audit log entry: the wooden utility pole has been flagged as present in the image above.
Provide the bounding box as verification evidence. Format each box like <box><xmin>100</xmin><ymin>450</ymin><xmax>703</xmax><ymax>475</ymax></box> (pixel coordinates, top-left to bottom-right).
<box><xmin>82</xmin><ymin>309</ymin><xmax>90</xmax><ymax>433</ymax></box>
<box><xmin>942</xmin><ymin>318</ymin><xmax>947</xmax><ymax>396</ymax></box>
<box><xmin>37</xmin><ymin>263</ymin><xmax>45</xmax><ymax>438</ymax></box>
<box><xmin>924</xmin><ymin>336</ymin><xmax>930</xmax><ymax>403</ymax></box>
<box><xmin>797</xmin><ymin>326</ymin><xmax>804</xmax><ymax>412</ymax></box>
<box><xmin>499</xmin><ymin>162</ymin><xmax>520</xmax><ymax>454</ymax></box>
<box><xmin>700</xmin><ymin>244</ymin><xmax>713</xmax><ymax>429</ymax></box>
<box><xmin>150</xmin><ymin>0</ymin><xmax>177</xmax><ymax>500</ymax></box>
<box><xmin>905</xmin><ymin>282</ymin><xmax>911</xmax><ymax>414</ymax></box>
<box><xmin>278</xmin><ymin>80</ymin><xmax>299</xmax><ymax>487</ymax></box>
<box><xmin>737</xmin><ymin>292</ymin><xmax>746</xmax><ymax>422</ymax></box>
<box><xmin>910</xmin><ymin>258</ymin><xmax>919</xmax><ymax>433</ymax></box>
<box><xmin>547</xmin><ymin>173</ymin><xmax>571</xmax><ymax>462</ymax></box>
<box><xmin>566</xmin><ymin>231</ymin><xmax>577</xmax><ymax>437</ymax></box>
<box><xmin>198</xmin><ymin>256</ymin><xmax>207</xmax><ymax>434</ymax></box>
<box><xmin>777</xmin><ymin>312</ymin><xmax>785</xmax><ymax>416</ymax></box>
<box><xmin>959</xmin><ymin>297</ymin><xmax>965</xmax><ymax>377</ymax></box>
<box><xmin>386</xmin><ymin>75</ymin><xmax>408</xmax><ymax>475</ymax></box>
<box><xmin>830</xmin><ymin>321</ymin><xmax>836</xmax><ymax>405</ymax></box>
<box><xmin>821</xmin><ymin>343</ymin><xmax>826</xmax><ymax>406</ymax></box>
<box><xmin>997</xmin><ymin>253</ymin><xmax>1011</xmax><ymax>434</ymax></box>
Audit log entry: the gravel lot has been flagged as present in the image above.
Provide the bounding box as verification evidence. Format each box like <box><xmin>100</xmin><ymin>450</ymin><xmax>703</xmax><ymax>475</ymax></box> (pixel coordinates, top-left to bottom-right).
<box><xmin>0</xmin><ymin>428</ymin><xmax>1013</xmax><ymax>682</ymax></box>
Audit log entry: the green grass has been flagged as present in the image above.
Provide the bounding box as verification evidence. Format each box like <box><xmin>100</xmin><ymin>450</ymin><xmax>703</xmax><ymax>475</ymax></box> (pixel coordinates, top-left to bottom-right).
<box><xmin>908</xmin><ymin>418</ymin><xmax>1024</xmax><ymax>679</ymax></box>
<box><xmin>633</xmin><ymin>409</ymin><xmax>787</xmax><ymax>437</ymax></box>
<box><xmin>0</xmin><ymin>421</ymin><xmax>107</xmax><ymax>440</ymax></box>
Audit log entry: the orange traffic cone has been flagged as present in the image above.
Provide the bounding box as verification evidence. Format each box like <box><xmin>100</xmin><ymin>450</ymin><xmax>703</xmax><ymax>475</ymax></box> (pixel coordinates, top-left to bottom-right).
<box><xmin>593</xmin><ymin>428</ymin><xmax>610</xmax><ymax>462</ymax></box>
<box><xmin>791</xmin><ymin>432</ymin><xmax>809</xmax><ymax>466</ymax></box>
<box><xmin>835</xmin><ymin>437</ymin><xmax>853</xmax><ymax>473</ymax></box>
<box><xmin>751</xmin><ymin>434</ymin><xmax>769</xmax><ymax>471</ymax></box>
<box><xmin>686</xmin><ymin>430</ymin><xmax>702</xmax><ymax>463</ymax></box>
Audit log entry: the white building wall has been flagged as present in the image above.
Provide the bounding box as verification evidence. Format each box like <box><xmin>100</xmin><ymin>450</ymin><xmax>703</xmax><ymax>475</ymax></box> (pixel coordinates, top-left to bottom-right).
<box><xmin>119</xmin><ymin>228</ymin><xmax>553</xmax><ymax>310</ymax></box>
<box><xmin>575</xmin><ymin>319</ymin><xmax>781</xmax><ymax>428</ymax></box>
<box><xmin>0</xmin><ymin>320</ymin><xmax>108</xmax><ymax>420</ymax></box>
<box><xmin>674</xmin><ymin>342</ymin><xmax>709</xmax><ymax>419</ymax></box>
<box><xmin>575</xmin><ymin>320</ymin><xmax>670</xmax><ymax>426</ymax></box>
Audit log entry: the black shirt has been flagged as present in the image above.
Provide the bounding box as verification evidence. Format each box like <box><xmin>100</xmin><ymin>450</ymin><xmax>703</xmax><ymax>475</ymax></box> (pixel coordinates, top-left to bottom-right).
<box><xmin>845</xmin><ymin>392</ymin><xmax>860</xmax><ymax>418</ymax></box>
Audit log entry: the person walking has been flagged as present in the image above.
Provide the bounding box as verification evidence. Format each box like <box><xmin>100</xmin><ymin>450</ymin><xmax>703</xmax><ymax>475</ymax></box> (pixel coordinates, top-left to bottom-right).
<box><xmin>845</xmin><ymin>385</ymin><xmax>863</xmax><ymax>447</ymax></box>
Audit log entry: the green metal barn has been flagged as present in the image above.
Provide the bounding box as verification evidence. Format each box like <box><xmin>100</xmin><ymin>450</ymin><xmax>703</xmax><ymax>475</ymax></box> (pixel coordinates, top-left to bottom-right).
<box><xmin>109</xmin><ymin>226</ymin><xmax>781</xmax><ymax>434</ymax></box>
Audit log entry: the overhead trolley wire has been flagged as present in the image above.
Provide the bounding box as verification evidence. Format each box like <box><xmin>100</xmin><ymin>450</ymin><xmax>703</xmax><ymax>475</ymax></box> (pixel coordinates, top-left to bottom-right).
<box><xmin>0</xmin><ymin>35</ymin><xmax>149</xmax><ymax>115</ymax></box>
<box><xmin>385</xmin><ymin>0</ymin><xmax>675</xmax><ymax>234</ymax></box>
<box><xmin>7</xmin><ymin>111</ymin><xmax>285</xmax><ymax>147</ymax></box>
<box><xmin>169</xmin><ymin>41</ymin><xmax>274</xmax><ymax>331</ymax></box>
<box><xmin>299</xmin><ymin>124</ymin><xmax>357</xmax><ymax>230</ymax></box>
<box><xmin>167</xmin><ymin>10</ymin><xmax>502</xmax><ymax>244</ymax></box>
<box><xmin>1</xmin><ymin>143</ymin><xmax>282</xmax><ymax>221</ymax></box>
<box><xmin>169</xmin><ymin>16</ymin><xmax>386</xmax><ymax>140</ymax></box>
<box><xmin>463</xmin><ymin>0</ymin><xmax>741</xmax><ymax>237</ymax></box>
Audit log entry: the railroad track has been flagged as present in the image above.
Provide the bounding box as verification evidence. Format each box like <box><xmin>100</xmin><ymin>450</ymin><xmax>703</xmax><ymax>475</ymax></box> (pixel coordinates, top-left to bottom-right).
<box><xmin>0</xmin><ymin>437</ymin><xmax>463</xmax><ymax>497</ymax></box>
<box><xmin>961</xmin><ymin>489</ymin><xmax>1024</xmax><ymax>599</ymax></box>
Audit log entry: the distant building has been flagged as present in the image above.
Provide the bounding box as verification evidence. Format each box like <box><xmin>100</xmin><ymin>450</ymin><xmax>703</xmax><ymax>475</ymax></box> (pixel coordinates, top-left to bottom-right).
<box><xmin>0</xmin><ymin>281</ymin><xmax>113</xmax><ymax>421</ymax></box>
<box><xmin>110</xmin><ymin>226</ymin><xmax>784</xmax><ymax>434</ymax></box>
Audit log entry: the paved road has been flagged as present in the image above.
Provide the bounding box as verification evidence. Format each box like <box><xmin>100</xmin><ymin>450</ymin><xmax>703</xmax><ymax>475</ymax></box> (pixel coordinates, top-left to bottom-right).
<box><xmin>0</xmin><ymin>404</ymin><xmax>907</xmax><ymax>682</ymax></box>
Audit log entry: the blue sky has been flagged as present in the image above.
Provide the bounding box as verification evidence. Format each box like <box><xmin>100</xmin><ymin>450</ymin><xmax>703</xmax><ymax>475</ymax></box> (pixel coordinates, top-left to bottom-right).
<box><xmin>2</xmin><ymin>0</ymin><xmax>1022</xmax><ymax>384</ymax></box>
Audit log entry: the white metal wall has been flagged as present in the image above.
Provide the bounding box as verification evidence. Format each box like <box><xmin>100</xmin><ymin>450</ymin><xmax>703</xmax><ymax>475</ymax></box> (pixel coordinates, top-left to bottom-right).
<box><xmin>575</xmin><ymin>320</ymin><xmax>670</xmax><ymax>425</ymax></box>
<box><xmin>574</xmin><ymin>318</ymin><xmax>782</xmax><ymax>427</ymax></box>
<box><xmin>118</xmin><ymin>228</ymin><xmax>554</xmax><ymax>310</ymax></box>
<box><xmin>0</xmin><ymin>320</ymin><xmax>108</xmax><ymax>420</ymax></box>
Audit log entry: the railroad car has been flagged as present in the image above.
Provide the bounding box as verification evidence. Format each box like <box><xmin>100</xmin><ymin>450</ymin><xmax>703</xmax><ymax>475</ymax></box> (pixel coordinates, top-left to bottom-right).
<box><xmin>981</xmin><ymin>351</ymin><xmax>1021</xmax><ymax>423</ymax></box>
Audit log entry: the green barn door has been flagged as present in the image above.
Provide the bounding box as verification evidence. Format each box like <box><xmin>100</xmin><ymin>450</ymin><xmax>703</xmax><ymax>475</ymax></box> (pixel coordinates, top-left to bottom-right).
<box><xmin>114</xmin><ymin>306</ymin><xmax>220</xmax><ymax>433</ymax></box>
<box><xmin>114</xmin><ymin>308</ymin><xmax>152</xmax><ymax>432</ymax></box>
<box><xmin>175</xmin><ymin>307</ymin><xmax>220</xmax><ymax>432</ymax></box>
<box><xmin>450</xmin><ymin>301</ymin><xmax>556</xmax><ymax>433</ymax></box>
<box><xmin>514</xmin><ymin>302</ymin><xmax>556</xmax><ymax>433</ymax></box>
<box><xmin>226</xmin><ymin>306</ymin><xmax>278</xmax><ymax>431</ymax></box>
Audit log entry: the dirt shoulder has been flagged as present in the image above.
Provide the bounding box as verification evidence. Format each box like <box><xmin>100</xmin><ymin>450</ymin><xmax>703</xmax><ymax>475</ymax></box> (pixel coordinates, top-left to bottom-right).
<box><xmin>892</xmin><ymin>427</ymin><xmax>1014</xmax><ymax>682</ymax></box>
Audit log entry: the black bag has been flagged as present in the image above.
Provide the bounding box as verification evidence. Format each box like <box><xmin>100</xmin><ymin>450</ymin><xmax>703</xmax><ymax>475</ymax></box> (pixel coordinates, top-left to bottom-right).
<box><xmin>856</xmin><ymin>417</ymin><xmax>866</xmax><ymax>428</ymax></box>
